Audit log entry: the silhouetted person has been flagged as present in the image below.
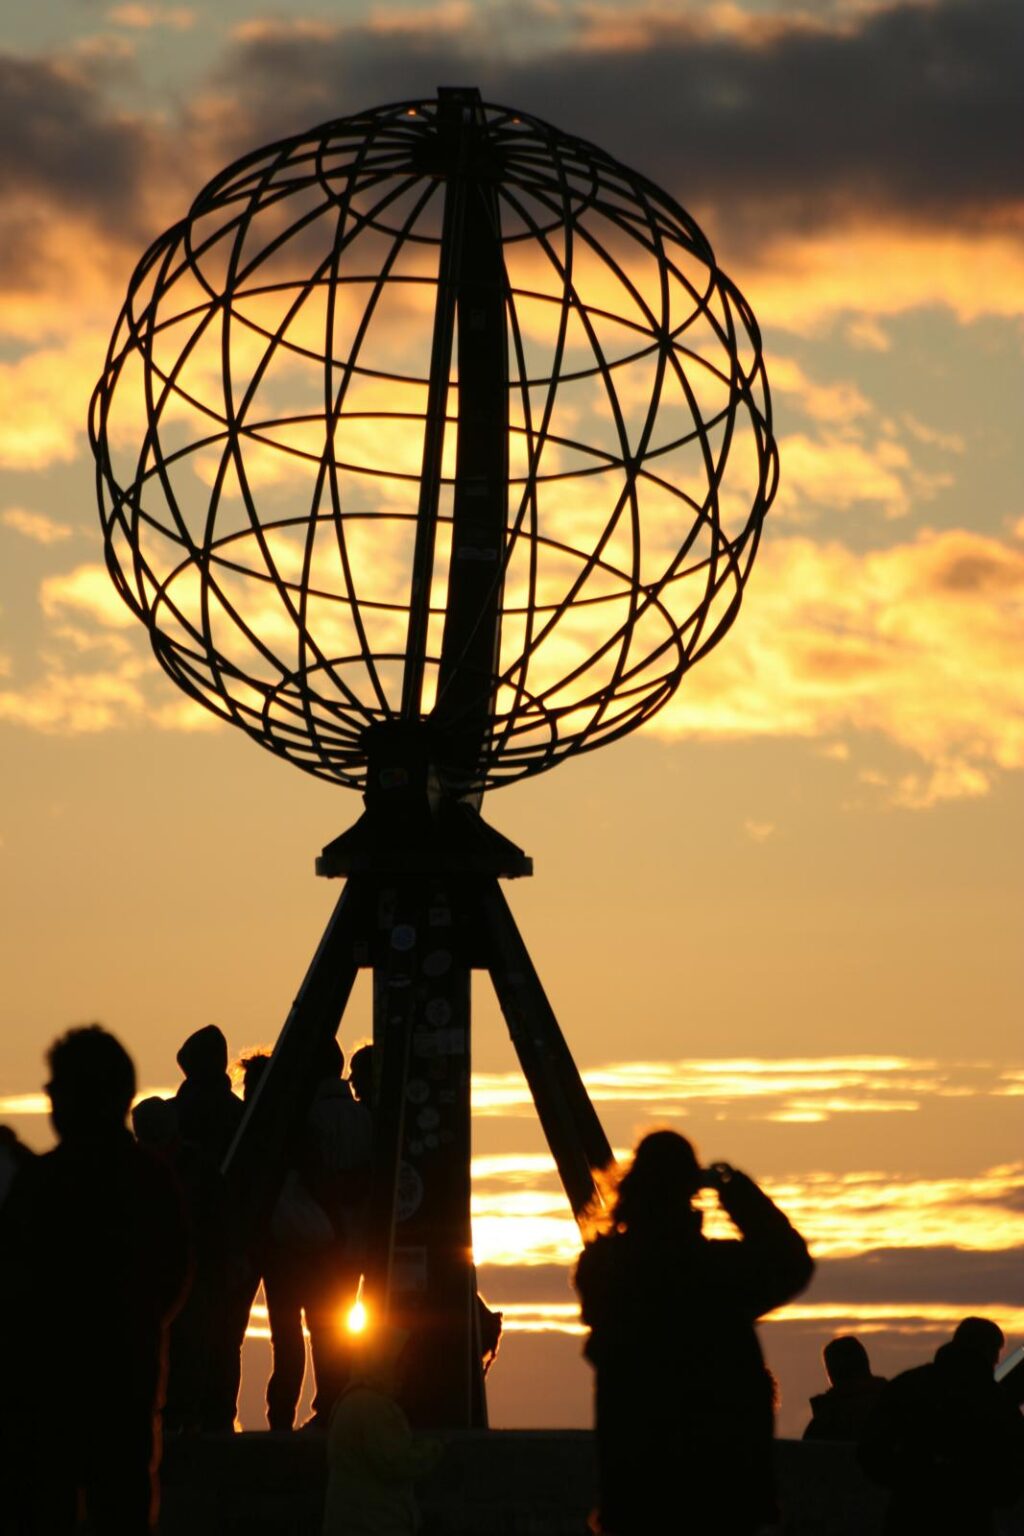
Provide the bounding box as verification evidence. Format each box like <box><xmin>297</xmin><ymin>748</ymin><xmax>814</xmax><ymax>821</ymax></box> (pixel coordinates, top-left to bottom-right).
<box><xmin>574</xmin><ymin>1130</ymin><xmax>813</xmax><ymax>1536</ymax></box>
<box><xmin>0</xmin><ymin>1126</ymin><xmax>37</xmax><ymax>1526</ymax></box>
<box><xmin>803</xmin><ymin>1335</ymin><xmax>887</xmax><ymax>1442</ymax></box>
<box><xmin>174</xmin><ymin>1024</ymin><xmax>244</xmax><ymax>1164</ymax></box>
<box><xmin>860</xmin><ymin>1316</ymin><xmax>1024</xmax><ymax>1535</ymax></box>
<box><xmin>132</xmin><ymin>1095</ymin><xmax>233</xmax><ymax>1435</ymax></box>
<box><xmin>477</xmin><ymin>1293</ymin><xmax>503</xmax><ymax>1377</ymax></box>
<box><xmin>0</xmin><ymin>1027</ymin><xmax>190</xmax><ymax>1534</ymax></box>
<box><xmin>0</xmin><ymin>1124</ymin><xmax>34</xmax><ymax>1209</ymax></box>
<box><xmin>241</xmin><ymin>1051</ymin><xmax>308</xmax><ymax>1431</ymax></box>
<box><xmin>298</xmin><ymin>1038</ymin><xmax>372</xmax><ymax>1428</ymax></box>
<box><xmin>174</xmin><ymin>1025</ymin><xmax>247</xmax><ymax>1429</ymax></box>
<box><xmin>348</xmin><ymin>1043</ymin><xmax>374</xmax><ymax>1107</ymax></box>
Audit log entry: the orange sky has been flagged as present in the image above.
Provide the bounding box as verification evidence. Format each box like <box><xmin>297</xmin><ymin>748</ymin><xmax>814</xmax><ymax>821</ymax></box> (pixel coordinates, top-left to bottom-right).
<box><xmin>1</xmin><ymin>0</ymin><xmax>1023</xmax><ymax>1436</ymax></box>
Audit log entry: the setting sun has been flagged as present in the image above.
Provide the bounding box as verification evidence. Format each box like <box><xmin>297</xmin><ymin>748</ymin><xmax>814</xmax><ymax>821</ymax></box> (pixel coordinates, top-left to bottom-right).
<box><xmin>345</xmin><ymin>1278</ymin><xmax>368</xmax><ymax>1336</ymax></box>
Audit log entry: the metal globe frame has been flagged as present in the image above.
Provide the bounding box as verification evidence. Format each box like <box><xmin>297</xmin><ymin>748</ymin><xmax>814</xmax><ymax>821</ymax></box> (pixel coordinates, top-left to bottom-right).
<box><xmin>91</xmin><ymin>90</ymin><xmax>776</xmax><ymax>799</ymax></box>
<box><xmin>90</xmin><ymin>87</ymin><xmax>777</xmax><ymax>1430</ymax></box>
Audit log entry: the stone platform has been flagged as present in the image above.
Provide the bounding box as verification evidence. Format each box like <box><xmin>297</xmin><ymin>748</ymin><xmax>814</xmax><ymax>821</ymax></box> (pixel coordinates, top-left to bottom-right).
<box><xmin>159</xmin><ymin>1430</ymin><xmax>1024</xmax><ymax>1535</ymax></box>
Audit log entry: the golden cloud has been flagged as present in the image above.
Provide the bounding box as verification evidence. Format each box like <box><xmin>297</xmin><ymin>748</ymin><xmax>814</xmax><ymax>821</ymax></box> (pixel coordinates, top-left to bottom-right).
<box><xmin>107</xmin><ymin>3</ymin><xmax>194</xmax><ymax>28</ymax></box>
<box><xmin>40</xmin><ymin>564</ymin><xmax>135</xmax><ymax>629</ymax></box>
<box><xmin>468</xmin><ymin>1152</ymin><xmax>1024</xmax><ymax>1267</ymax></box>
<box><xmin>468</xmin><ymin>1125</ymin><xmax>1024</xmax><ymax>1268</ymax></box>
<box><xmin>0</xmin><ymin>656</ymin><xmax>149</xmax><ymax>733</ymax></box>
<box><xmin>471</xmin><ymin>1054</ymin><xmax>1012</xmax><ymax>1122</ymax></box>
<box><xmin>0</xmin><ymin>656</ymin><xmax>217</xmax><ymax>735</ymax></box>
<box><xmin>738</xmin><ymin>224</ymin><xmax>1024</xmax><ymax>332</ymax></box>
<box><xmin>6</xmin><ymin>516</ymin><xmax>1022</xmax><ymax>815</ymax></box>
<box><xmin>0</xmin><ymin>563</ymin><xmax>216</xmax><ymax>734</ymax></box>
<box><xmin>0</xmin><ymin>331</ymin><xmax>110</xmax><ymax>469</ymax></box>
<box><xmin>1</xmin><ymin>508</ymin><xmax>74</xmax><ymax>545</ymax></box>
<box><xmin>769</xmin><ymin>357</ymin><xmax>872</xmax><ymax>427</ymax></box>
<box><xmin>659</xmin><ymin>525</ymin><xmax>1024</xmax><ymax>804</ymax></box>
<box><xmin>777</xmin><ymin>433</ymin><xmax>914</xmax><ymax>519</ymax></box>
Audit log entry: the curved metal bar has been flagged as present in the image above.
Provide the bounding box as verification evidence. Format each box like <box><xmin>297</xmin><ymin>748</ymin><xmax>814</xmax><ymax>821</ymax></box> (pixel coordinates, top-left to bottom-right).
<box><xmin>91</xmin><ymin>92</ymin><xmax>778</xmax><ymax>795</ymax></box>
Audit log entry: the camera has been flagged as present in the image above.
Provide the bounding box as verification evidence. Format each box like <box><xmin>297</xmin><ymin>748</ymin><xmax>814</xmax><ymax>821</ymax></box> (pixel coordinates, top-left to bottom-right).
<box><xmin>698</xmin><ymin>1162</ymin><xmax>734</xmax><ymax>1191</ymax></box>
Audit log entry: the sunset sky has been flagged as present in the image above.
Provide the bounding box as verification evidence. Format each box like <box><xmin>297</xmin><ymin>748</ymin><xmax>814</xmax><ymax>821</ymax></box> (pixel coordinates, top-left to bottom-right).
<box><xmin>1</xmin><ymin>0</ymin><xmax>1022</xmax><ymax>1437</ymax></box>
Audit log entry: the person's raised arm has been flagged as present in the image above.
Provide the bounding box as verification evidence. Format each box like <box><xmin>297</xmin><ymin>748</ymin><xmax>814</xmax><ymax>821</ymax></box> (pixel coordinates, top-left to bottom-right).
<box><xmin>711</xmin><ymin>1163</ymin><xmax>814</xmax><ymax>1317</ymax></box>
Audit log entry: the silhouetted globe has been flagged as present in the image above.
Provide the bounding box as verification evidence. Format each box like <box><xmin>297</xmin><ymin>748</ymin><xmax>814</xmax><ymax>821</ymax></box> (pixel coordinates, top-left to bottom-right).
<box><xmin>91</xmin><ymin>95</ymin><xmax>777</xmax><ymax>793</ymax></box>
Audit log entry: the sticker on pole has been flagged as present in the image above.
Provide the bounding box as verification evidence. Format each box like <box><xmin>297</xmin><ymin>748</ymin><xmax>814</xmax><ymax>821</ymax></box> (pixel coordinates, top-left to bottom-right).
<box><xmin>395</xmin><ymin>1160</ymin><xmax>425</xmax><ymax>1221</ymax></box>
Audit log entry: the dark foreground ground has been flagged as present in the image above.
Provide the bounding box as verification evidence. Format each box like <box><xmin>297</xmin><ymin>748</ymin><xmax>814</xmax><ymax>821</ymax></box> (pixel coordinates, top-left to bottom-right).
<box><xmin>158</xmin><ymin>1431</ymin><xmax>1024</xmax><ymax>1535</ymax></box>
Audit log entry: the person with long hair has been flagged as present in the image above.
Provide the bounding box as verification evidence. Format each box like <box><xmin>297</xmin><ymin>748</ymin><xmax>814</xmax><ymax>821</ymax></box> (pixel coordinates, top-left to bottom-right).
<box><xmin>574</xmin><ymin>1130</ymin><xmax>813</xmax><ymax>1536</ymax></box>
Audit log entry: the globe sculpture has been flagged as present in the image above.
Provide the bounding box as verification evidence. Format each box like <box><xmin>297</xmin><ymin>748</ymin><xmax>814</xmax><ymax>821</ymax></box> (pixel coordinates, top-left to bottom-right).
<box><xmin>90</xmin><ymin>88</ymin><xmax>778</xmax><ymax>1428</ymax></box>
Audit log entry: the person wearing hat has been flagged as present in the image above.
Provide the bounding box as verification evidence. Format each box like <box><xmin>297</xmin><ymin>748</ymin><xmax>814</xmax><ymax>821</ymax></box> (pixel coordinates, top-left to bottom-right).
<box><xmin>574</xmin><ymin>1130</ymin><xmax>813</xmax><ymax>1536</ymax></box>
<box><xmin>173</xmin><ymin>1024</ymin><xmax>244</xmax><ymax>1166</ymax></box>
<box><xmin>803</xmin><ymin>1335</ymin><xmax>887</xmax><ymax>1442</ymax></box>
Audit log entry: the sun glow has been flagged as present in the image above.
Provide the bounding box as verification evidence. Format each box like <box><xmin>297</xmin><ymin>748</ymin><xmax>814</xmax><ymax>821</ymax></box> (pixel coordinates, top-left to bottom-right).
<box><xmin>345</xmin><ymin>1276</ymin><xmax>368</xmax><ymax>1335</ymax></box>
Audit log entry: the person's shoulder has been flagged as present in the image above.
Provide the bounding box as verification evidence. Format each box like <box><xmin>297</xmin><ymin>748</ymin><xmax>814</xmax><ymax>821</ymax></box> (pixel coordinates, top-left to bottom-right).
<box><xmin>4</xmin><ymin>1147</ymin><xmax>51</xmax><ymax>1205</ymax></box>
<box><xmin>126</xmin><ymin>1139</ymin><xmax>186</xmax><ymax>1200</ymax></box>
<box><xmin>892</xmin><ymin>1361</ymin><xmax>931</xmax><ymax>1383</ymax></box>
<box><xmin>575</xmin><ymin>1230</ymin><xmax>620</xmax><ymax>1282</ymax></box>
<box><xmin>884</xmin><ymin>1362</ymin><xmax>933</xmax><ymax>1400</ymax></box>
<box><xmin>579</xmin><ymin>1230</ymin><xmax>618</xmax><ymax>1259</ymax></box>
<box><xmin>24</xmin><ymin>1144</ymin><xmax>74</xmax><ymax>1188</ymax></box>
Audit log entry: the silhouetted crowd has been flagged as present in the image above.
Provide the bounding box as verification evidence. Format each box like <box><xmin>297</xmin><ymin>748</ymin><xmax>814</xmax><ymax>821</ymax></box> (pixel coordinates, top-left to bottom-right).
<box><xmin>572</xmin><ymin>1128</ymin><xmax>1024</xmax><ymax>1536</ymax></box>
<box><xmin>809</xmin><ymin>1319</ymin><xmax>1024</xmax><ymax>1536</ymax></box>
<box><xmin>1</xmin><ymin>1033</ymin><xmax>1023</xmax><ymax>1536</ymax></box>
<box><xmin>0</xmin><ymin>1022</ymin><xmax>377</xmax><ymax>1534</ymax></box>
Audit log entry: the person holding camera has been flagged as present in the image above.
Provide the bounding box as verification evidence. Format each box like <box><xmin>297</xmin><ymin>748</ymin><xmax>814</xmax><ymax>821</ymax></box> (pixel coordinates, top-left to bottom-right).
<box><xmin>574</xmin><ymin>1130</ymin><xmax>813</xmax><ymax>1536</ymax></box>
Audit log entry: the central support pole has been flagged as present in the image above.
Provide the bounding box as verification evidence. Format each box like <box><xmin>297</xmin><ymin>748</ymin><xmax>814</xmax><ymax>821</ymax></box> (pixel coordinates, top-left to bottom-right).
<box><xmin>431</xmin><ymin>91</ymin><xmax>509</xmax><ymax>796</ymax></box>
<box><xmin>400</xmin><ymin>86</ymin><xmax>509</xmax><ymax>799</ymax></box>
<box><xmin>366</xmin><ymin>874</ymin><xmax>477</xmax><ymax>1425</ymax></box>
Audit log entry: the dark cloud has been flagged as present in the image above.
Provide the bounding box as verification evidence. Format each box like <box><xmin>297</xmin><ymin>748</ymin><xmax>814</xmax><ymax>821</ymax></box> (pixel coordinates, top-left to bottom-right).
<box><xmin>3</xmin><ymin>0</ymin><xmax>1019</xmax><ymax>269</ymax></box>
<box><xmin>810</xmin><ymin>1247</ymin><xmax>1024</xmax><ymax>1307</ymax></box>
<box><xmin>478</xmin><ymin>1263</ymin><xmax>575</xmax><ymax>1304</ymax></box>
<box><xmin>209</xmin><ymin>0</ymin><xmax>1023</xmax><ymax>241</ymax></box>
<box><xmin>480</xmin><ymin>1247</ymin><xmax>1024</xmax><ymax>1309</ymax></box>
<box><xmin>0</xmin><ymin>54</ymin><xmax>147</xmax><ymax>221</ymax></box>
<box><xmin>930</xmin><ymin>550</ymin><xmax>1024</xmax><ymax>595</ymax></box>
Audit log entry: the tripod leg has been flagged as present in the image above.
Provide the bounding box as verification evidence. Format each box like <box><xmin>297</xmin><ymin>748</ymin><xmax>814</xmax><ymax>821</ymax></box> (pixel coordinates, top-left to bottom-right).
<box><xmin>222</xmin><ymin>877</ymin><xmax>364</xmax><ymax>1239</ymax></box>
<box><xmin>480</xmin><ymin>879</ymin><xmax>615</xmax><ymax>1224</ymax></box>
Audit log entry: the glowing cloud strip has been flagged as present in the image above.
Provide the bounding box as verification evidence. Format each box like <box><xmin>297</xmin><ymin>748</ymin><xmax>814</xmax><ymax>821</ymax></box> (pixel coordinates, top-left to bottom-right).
<box><xmin>471</xmin><ymin>1055</ymin><xmax>1020</xmax><ymax>1122</ymax></box>
<box><xmin>470</xmin><ymin>1158</ymin><xmax>1024</xmax><ymax>1266</ymax></box>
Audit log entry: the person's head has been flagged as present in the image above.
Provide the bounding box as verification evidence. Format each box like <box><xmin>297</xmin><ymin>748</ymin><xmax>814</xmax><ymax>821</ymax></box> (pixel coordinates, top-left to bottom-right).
<box><xmin>349</xmin><ymin>1044</ymin><xmax>374</xmax><ymax>1104</ymax></box>
<box><xmin>131</xmin><ymin>1095</ymin><xmax>179</xmax><ymax>1150</ymax></box>
<box><xmin>823</xmin><ymin>1335</ymin><xmax>872</xmax><ymax>1387</ymax></box>
<box><xmin>315</xmin><ymin>1036</ymin><xmax>344</xmax><ymax>1083</ymax></box>
<box><xmin>46</xmin><ymin>1025</ymin><xmax>136</xmax><ymax>1141</ymax></box>
<box><xmin>176</xmin><ymin>1024</ymin><xmax>229</xmax><ymax>1081</ymax></box>
<box><xmin>240</xmin><ymin>1051</ymin><xmax>271</xmax><ymax>1103</ymax></box>
<box><xmin>952</xmin><ymin>1316</ymin><xmax>1004</xmax><ymax>1370</ymax></box>
<box><xmin>612</xmin><ymin>1130</ymin><xmax>703</xmax><ymax>1232</ymax></box>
